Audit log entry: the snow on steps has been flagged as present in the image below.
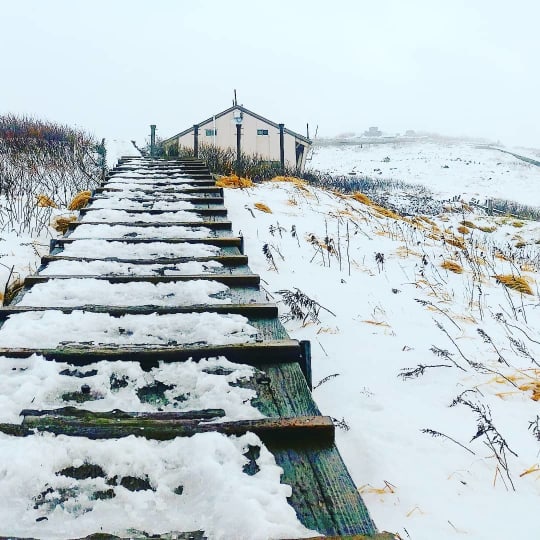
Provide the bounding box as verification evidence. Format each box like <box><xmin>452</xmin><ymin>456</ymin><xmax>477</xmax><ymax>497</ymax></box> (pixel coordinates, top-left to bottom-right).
<box><xmin>0</xmin><ymin>156</ymin><xmax>385</xmax><ymax>539</ymax></box>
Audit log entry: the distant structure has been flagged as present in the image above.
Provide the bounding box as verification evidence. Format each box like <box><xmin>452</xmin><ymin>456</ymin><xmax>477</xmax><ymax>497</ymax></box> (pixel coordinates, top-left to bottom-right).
<box><xmin>363</xmin><ymin>126</ymin><xmax>382</xmax><ymax>137</ymax></box>
<box><xmin>162</xmin><ymin>102</ymin><xmax>312</xmax><ymax>173</ymax></box>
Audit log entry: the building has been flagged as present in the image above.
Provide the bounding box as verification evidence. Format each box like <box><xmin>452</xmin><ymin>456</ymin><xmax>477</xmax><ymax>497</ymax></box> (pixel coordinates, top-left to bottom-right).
<box><xmin>162</xmin><ymin>104</ymin><xmax>312</xmax><ymax>173</ymax></box>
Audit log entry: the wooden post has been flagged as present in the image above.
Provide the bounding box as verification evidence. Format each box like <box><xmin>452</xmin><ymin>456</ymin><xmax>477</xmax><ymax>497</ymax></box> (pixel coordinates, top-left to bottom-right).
<box><xmin>149</xmin><ymin>125</ymin><xmax>156</xmax><ymax>158</ymax></box>
<box><xmin>279</xmin><ymin>123</ymin><xmax>285</xmax><ymax>172</ymax></box>
<box><xmin>488</xmin><ymin>198</ymin><xmax>493</xmax><ymax>216</ymax></box>
<box><xmin>300</xmin><ymin>340</ymin><xmax>312</xmax><ymax>389</ymax></box>
<box><xmin>236</xmin><ymin>123</ymin><xmax>242</xmax><ymax>174</ymax></box>
<box><xmin>193</xmin><ymin>124</ymin><xmax>199</xmax><ymax>158</ymax></box>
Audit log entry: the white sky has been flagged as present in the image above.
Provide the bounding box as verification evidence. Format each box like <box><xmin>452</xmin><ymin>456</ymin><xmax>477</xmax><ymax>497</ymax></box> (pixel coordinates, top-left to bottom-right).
<box><xmin>2</xmin><ymin>0</ymin><xmax>539</xmax><ymax>147</ymax></box>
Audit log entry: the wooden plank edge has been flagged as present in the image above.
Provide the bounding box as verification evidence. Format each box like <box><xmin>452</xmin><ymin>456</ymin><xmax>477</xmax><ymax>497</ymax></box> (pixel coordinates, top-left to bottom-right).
<box><xmin>11</xmin><ymin>415</ymin><xmax>335</xmax><ymax>445</ymax></box>
<box><xmin>0</xmin><ymin>303</ymin><xmax>278</xmax><ymax>318</ymax></box>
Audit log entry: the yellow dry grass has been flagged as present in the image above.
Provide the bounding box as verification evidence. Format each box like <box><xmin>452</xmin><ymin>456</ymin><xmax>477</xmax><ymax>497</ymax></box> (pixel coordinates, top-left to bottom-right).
<box><xmin>254</xmin><ymin>202</ymin><xmax>272</xmax><ymax>214</ymax></box>
<box><xmin>460</xmin><ymin>220</ymin><xmax>477</xmax><ymax>229</ymax></box>
<box><xmin>287</xmin><ymin>197</ymin><xmax>298</xmax><ymax>206</ymax></box>
<box><xmin>271</xmin><ymin>175</ymin><xmax>306</xmax><ymax>186</ymax></box>
<box><xmin>478</xmin><ymin>225</ymin><xmax>497</xmax><ymax>233</ymax></box>
<box><xmin>36</xmin><ymin>194</ymin><xmax>57</xmax><ymax>208</ymax></box>
<box><xmin>457</xmin><ymin>225</ymin><xmax>470</xmax><ymax>235</ymax></box>
<box><xmin>51</xmin><ymin>214</ymin><xmax>77</xmax><ymax>234</ymax></box>
<box><xmin>395</xmin><ymin>245</ymin><xmax>422</xmax><ymax>258</ymax></box>
<box><xmin>511</xmin><ymin>220</ymin><xmax>525</xmax><ymax>228</ymax></box>
<box><xmin>215</xmin><ymin>175</ymin><xmax>253</xmax><ymax>188</ymax></box>
<box><xmin>441</xmin><ymin>260</ymin><xmax>463</xmax><ymax>273</ymax></box>
<box><xmin>351</xmin><ymin>192</ymin><xmax>373</xmax><ymax>205</ymax></box>
<box><xmin>494</xmin><ymin>274</ymin><xmax>534</xmax><ymax>295</ymax></box>
<box><xmin>445</xmin><ymin>236</ymin><xmax>465</xmax><ymax>249</ymax></box>
<box><xmin>2</xmin><ymin>277</ymin><xmax>24</xmax><ymax>306</ymax></box>
<box><xmin>68</xmin><ymin>190</ymin><xmax>92</xmax><ymax>211</ymax></box>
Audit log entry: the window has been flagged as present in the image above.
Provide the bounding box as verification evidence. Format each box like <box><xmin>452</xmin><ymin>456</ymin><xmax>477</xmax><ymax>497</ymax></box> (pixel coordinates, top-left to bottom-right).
<box><xmin>257</xmin><ymin>129</ymin><xmax>269</xmax><ymax>136</ymax></box>
<box><xmin>205</xmin><ymin>129</ymin><xmax>217</xmax><ymax>136</ymax></box>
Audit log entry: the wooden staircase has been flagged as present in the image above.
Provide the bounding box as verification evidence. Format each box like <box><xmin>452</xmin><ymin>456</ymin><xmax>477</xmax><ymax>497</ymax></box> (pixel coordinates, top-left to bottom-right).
<box><xmin>0</xmin><ymin>156</ymin><xmax>392</xmax><ymax>539</ymax></box>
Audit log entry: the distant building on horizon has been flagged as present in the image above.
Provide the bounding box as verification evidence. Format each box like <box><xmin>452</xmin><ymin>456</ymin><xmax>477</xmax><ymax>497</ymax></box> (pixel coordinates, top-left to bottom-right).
<box><xmin>162</xmin><ymin>104</ymin><xmax>312</xmax><ymax>173</ymax></box>
<box><xmin>364</xmin><ymin>126</ymin><xmax>382</xmax><ymax>137</ymax></box>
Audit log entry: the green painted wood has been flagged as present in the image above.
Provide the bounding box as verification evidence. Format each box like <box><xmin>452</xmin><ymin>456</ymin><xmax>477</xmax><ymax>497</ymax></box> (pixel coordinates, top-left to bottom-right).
<box><xmin>269</xmin><ymin>445</ymin><xmax>377</xmax><ymax>536</ymax></box>
<box><xmin>15</xmin><ymin>412</ymin><xmax>335</xmax><ymax>445</ymax></box>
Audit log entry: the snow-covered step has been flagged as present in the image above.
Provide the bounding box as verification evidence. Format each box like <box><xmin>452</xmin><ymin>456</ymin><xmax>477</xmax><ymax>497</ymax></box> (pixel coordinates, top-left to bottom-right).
<box><xmin>0</xmin><ymin>354</ymin><xmax>263</xmax><ymax>422</ymax></box>
<box><xmin>51</xmin><ymin>237</ymin><xmax>243</xmax><ymax>257</ymax></box>
<box><xmin>25</xmin><ymin>273</ymin><xmax>260</xmax><ymax>287</ymax></box>
<box><xmin>70</xmin><ymin>223</ymin><xmax>231</xmax><ymax>235</ymax></box>
<box><xmin>66</xmin><ymin>224</ymin><xmax>227</xmax><ymax>240</ymax></box>
<box><xmin>0</xmin><ymin>339</ymin><xmax>302</xmax><ymax>368</ymax></box>
<box><xmin>80</xmin><ymin>210</ymin><xmax>229</xmax><ymax>224</ymax></box>
<box><xmin>87</xmin><ymin>195</ymin><xmax>224</xmax><ymax>208</ymax></box>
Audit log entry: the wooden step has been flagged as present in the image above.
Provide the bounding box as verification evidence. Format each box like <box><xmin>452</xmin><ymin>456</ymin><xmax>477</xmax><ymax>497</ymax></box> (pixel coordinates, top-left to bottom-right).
<box><xmin>94</xmin><ymin>186</ymin><xmax>222</xmax><ymax>195</ymax></box>
<box><xmin>5</xmin><ymin>410</ymin><xmax>335</xmax><ymax>445</ymax></box>
<box><xmin>0</xmin><ymin>303</ymin><xmax>278</xmax><ymax>318</ymax></box>
<box><xmin>51</xmin><ymin>236</ymin><xmax>243</xmax><ymax>249</ymax></box>
<box><xmin>24</xmin><ymin>273</ymin><xmax>260</xmax><ymax>287</ymax></box>
<box><xmin>68</xmin><ymin>221</ymin><xmax>233</xmax><ymax>231</ymax></box>
<box><xmin>87</xmin><ymin>195</ymin><xmax>225</xmax><ymax>204</ymax></box>
<box><xmin>0</xmin><ymin>339</ymin><xmax>303</xmax><ymax>366</ymax></box>
<box><xmin>40</xmin><ymin>253</ymin><xmax>248</xmax><ymax>266</ymax></box>
<box><xmin>81</xmin><ymin>206</ymin><xmax>229</xmax><ymax>216</ymax></box>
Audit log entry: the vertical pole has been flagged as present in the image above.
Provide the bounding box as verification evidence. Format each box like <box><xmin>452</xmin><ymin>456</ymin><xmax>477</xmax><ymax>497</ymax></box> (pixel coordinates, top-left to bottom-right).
<box><xmin>299</xmin><ymin>340</ymin><xmax>312</xmax><ymax>389</ymax></box>
<box><xmin>236</xmin><ymin>123</ymin><xmax>242</xmax><ymax>174</ymax></box>
<box><xmin>150</xmin><ymin>125</ymin><xmax>156</xmax><ymax>158</ymax></box>
<box><xmin>279</xmin><ymin>123</ymin><xmax>285</xmax><ymax>173</ymax></box>
<box><xmin>193</xmin><ymin>124</ymin><xmax>199</xmax><ymax>159</ymax></box>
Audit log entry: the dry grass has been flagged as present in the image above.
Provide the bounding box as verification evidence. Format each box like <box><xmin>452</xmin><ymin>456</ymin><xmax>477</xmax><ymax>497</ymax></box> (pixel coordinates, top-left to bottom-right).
<box><xmin>36</xmin><ymin>194</ymin><xmax>57</xmax><ymax>208</ymax></box>
<box><xmin>215</xmin><ymin>174</ymin><xmax>253</xmax><ymax>188</ymax></box>
<box><xmin>494</xmin><ymin>274</ymin><xmax>534</xmax><ymax>295</ymax></box>
<box><xmin>461</xmin><ymin>220</ymin><xmax>477</xmax><ymax>229</ymax></box>
<box><xmin>254</xmin><ymin>202</ymin><xmax>272</xmax><ymax>214</ymax></box>
<box><xmin>68</xmin><ymin>190</ymin><xmax>92</xmax><ymax>211</ymax></box>
<box><xmin>445</xmin><ymin>236</ymin><xmax>465</xmax><ymax>249</ymax></box>
<box><xmin>457</xmin><ymin>225</ymin><xmax>470</xmax><ymax>235</ymax></box>
<box><xmin>51</xmin><ymin>214</ymin><xmax>77</xmax><ymax>234</ymax></box>
<box><xmin>441</xmin><ymin>260</ymin><xmax>463</xmax><ymax>273</ymax></box>
<box><xmin>2</xmin><ymin>277</ymin><xmax>24</xmax><ymax>306</ymax></box>
<box><xmin>478</xmin><ymin>225</ymin><xmax>497</xmax><ymax>233</ymax></box>
<box><xmin>512</xmin><ymin>220</ymin><xmax>525</xmax><ymax>228</ymax></box>
<box><xmin>351</xmin><ymin>192</ymin><xmax>373</xmax><ymax>205</ymax></box>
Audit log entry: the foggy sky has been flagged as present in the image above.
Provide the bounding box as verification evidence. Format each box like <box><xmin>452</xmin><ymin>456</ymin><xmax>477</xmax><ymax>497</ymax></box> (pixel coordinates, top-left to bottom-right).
<box><xmin>2</xmin><ymin>0</ymin><xmax>539</xmax><ymax>148</ymax></box>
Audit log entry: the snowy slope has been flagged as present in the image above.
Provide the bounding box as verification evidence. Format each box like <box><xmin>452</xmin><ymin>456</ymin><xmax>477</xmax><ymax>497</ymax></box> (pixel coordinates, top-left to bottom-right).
<box><xmin>311</xmin><ymin>141</ymin><xmax>540</xmax><ymax>206</ymax></box>
<box><xmin>224</xmin><ymin>176</ymin><xmax>540</xmax><ymax>540</ymax></box>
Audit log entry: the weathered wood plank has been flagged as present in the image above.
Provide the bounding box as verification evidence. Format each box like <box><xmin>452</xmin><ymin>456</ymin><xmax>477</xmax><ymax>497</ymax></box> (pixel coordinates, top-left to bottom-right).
<box><xmin>12</xmin><ymin>412</ymin><xmax>335</xmax><ymax>445</ymax></box>
<box><xmin>69</xmin><ymin>221</ymin><xmax>232</xmax><ymax>231</ymax></box>
<box><xmin>40</xmin><ymin>252</ymin><xmax>247</xmax><ymax>266</ymax></box>
<box><xmin>93</xmin><ymin>186</ymin><xmax>223</xmax><ymax>195</ymax></box>
<box><xmin>24</xmin><ymin>273</ymin><xmax>260</xmax><ymax>286</ymax></box>
<box><xmin>86</xmin><ymin>195</ymin><xmax>225</xmax><ymax>204</ymax></box>
<box><xmin>22</xmin><ymin>407</ymin><xmax>225</xmax><ymax>420</ymax></box>
<box><xmin>0</xmin><ymin>303</ymin><xmax>278</xmax><ymax>318</ymax></box>
<box><xmin>270</xmin><ymin>445</ymin><xmax>378</xmax><ymax>536</ymax></box>
<box><xmin>0</xmin><ymin>339</ymin><xmax>303</xmax><ymax>366</ymax></box>
<box><xmin>51</xmin><ymin>237</ymin><xmax>243</xmax><ymax>248</ymax></box>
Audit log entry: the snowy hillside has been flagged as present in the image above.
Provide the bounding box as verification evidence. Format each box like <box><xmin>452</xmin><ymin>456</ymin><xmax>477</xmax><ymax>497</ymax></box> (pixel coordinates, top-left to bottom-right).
<box><xmin>310</xmin><ymin>141</ymin><xmax>540</xmax><ymax>207</ymax></box>
<box><xmin>1</xmin><ymin>141</ymin><xmax>540</xmax><ymax>538</ymax></box>
<box><xmin>225</xmin><ymin>173</ymin><xmax>540</xmax><ymax>539</ymax></box>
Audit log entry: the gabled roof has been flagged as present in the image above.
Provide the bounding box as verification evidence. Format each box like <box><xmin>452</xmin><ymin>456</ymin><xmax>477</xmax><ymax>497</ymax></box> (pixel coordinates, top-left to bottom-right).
<box><xmin>162</xmin><ymin>105</ymin><xmax>312</xmax><ymax>145</ymax></box>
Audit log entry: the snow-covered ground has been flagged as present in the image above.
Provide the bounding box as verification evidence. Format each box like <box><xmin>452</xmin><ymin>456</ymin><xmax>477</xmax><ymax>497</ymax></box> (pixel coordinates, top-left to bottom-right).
<box><xmin>311</xmin><ymin>140</ymin><xmax>540</xmax><ymax>206</ymax></box>
<box><xmin>223</xmin><ymin>170</ymin><xmax>540</xmax><ymax>539</ymax></box>
<box><xmin>2</xmin><ymin>143</ymin><xmax>540</xmax><ymax>538</ymax></box>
